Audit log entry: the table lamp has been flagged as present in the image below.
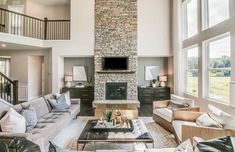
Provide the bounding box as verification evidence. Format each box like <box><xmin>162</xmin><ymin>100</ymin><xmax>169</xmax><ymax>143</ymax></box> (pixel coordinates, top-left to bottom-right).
<box><xmin>65</xmin><ymin>75</ymin><xmax>73</xmax><ymax>88</ymax></box>
<box><xmin>159</xmin><ymin>76</ymin><xmax>167</xmax><ymax>87</ymax></box>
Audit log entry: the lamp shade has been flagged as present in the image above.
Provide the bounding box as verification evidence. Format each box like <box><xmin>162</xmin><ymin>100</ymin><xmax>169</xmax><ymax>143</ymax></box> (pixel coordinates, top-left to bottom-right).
<box><xmin>230</xmin><ymin>81</ymin><xmax>235</xmax><ymax>107</ymax></box>
<box><xmin>65</xmin><ymin>75</ymin><xmax>73</xmax><ymax>82</ymax></box>
<box><xmin>159</xmin><ymin>76</ymin><xmax>167</xmax><ymax>82</ymax></box>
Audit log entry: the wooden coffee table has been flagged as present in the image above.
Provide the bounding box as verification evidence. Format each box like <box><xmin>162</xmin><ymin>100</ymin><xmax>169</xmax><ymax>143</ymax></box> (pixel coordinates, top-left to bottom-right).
<box><xmin>77</xmin><ymin>119</ymin><xmax>154</xmax><ymax>150</ymax></box>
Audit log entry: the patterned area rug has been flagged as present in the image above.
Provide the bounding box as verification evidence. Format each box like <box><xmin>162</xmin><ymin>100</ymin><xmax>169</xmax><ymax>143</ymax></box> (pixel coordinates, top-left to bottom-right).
<box><xmin>66</xmin><ymin>122</ymin><xmax>177</xmax><ymax>151</ymax></box>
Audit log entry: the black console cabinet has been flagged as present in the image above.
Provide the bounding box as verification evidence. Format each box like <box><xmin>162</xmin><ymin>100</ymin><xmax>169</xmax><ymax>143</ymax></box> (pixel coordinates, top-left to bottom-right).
<box><xmin>138</xmin><ymin>86</ymin><xmax>171</xmax><ymax>116</ymax></box>
<box><xmin>61</xmin><ymin>86</ymin><xmax>94</xmax><ymax>116</ymax></box>
<box><xmin>138</xmin><ymin>86</ymin><xmax>171</xmax><ymax>103</ymax></box>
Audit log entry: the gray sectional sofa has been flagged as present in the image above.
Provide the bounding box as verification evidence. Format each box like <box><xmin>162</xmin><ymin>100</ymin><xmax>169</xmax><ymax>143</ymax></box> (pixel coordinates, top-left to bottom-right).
<box><xmin>0</xmin><ymin>94</ymin><xmax>80</xmax><ymax>152</ymax></box>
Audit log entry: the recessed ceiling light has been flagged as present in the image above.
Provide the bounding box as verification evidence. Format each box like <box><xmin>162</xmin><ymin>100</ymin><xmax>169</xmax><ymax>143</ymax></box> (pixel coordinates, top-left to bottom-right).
<box><xmin>1</xmin><ymin>44</ymin><xmax>6</xmax><ymax>47</ymax></box>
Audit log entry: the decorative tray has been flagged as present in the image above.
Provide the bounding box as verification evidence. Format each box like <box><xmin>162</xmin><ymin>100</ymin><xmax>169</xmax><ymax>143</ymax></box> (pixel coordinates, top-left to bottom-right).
<box><xmin>90</xmin><ymin>120</ymin><xmax>134</xmax><ymax>132</ymax></box>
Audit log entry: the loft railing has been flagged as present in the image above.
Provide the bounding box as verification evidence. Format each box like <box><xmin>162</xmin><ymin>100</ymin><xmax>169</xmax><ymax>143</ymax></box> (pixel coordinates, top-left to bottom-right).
<box><xmin>0</xmin><ymin>72</ymin><xmax>18</xmax><ymax>105</ymax></box>
<box><xmin>0</xmin><ymin>8</ymin><xmax>70</xmax><ymax>40</ymax></box>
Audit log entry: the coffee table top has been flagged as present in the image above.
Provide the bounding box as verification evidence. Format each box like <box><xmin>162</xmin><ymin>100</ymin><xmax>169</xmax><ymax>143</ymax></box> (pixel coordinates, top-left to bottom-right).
<box><xmin>78</xmin><ymin>119</ymin><xmax>153</xmax><ymax>143</ymax></box>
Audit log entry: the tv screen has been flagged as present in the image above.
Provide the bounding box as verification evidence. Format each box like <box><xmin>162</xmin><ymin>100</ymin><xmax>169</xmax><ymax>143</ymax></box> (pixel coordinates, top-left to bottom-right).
<box><xmin>103</xmin><ymin>57</ymin><xmax>128</xmax><ymax>70</ymax></box>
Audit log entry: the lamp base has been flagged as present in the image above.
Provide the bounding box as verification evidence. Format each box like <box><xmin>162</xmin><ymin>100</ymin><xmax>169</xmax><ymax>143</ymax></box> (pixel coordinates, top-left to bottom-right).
<box><xmin>66</xmin><ymin>82</ymin><xmax>72</xmax><ymax>88</ymax></box>
<box><xmin>160</xmin><ymin>81</ymin><xmax>166</xmax><ymax>87</ymax></box>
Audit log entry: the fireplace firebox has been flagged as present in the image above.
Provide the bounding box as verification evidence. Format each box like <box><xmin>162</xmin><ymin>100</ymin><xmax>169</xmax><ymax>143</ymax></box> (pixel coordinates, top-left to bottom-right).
<box><xmin>106</xmin><ymin>83</ymin><xmax>127</xmax><ymax>100</ymax></box>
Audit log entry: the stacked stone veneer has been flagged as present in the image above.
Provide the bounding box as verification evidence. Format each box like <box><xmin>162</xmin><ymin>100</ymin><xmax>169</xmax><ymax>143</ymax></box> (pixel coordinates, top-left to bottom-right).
<box><xmin>94</xmin><ymin>0</ymin><xmax>138</xmax><ymax>100</ymax></box>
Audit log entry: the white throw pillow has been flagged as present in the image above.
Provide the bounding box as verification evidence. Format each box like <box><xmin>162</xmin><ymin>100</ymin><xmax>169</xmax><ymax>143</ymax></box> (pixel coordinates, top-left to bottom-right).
<box><xmin>0</xmin><ymin>108</ymin><xmax>26</xmax><ymax>133</ymax></box>
<box><xmin>208</xmin><ymin>105</ymin><xmax>235</xmax><ymax>130</ymax></box>
<box><xmin>64</xmin><ymin>91</ymin><xmax>71</xmax><ymax>106</ymax></box>
<box><xmin>196</xmin><ymin>113</ymin><xmax>223</xmax><ymax>128</ymax></box>
<box><xmin>174</xmin><ymin>139</ymin><xmax>193</xmax><ymax>152</ymax></box>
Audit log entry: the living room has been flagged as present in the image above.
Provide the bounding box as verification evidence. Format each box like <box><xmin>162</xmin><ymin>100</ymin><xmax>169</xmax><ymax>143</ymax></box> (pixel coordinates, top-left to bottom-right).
<box><xmin>0</xmin><ymin>0</ymin><xmax>235</xmax><ymax>151</ymax></box>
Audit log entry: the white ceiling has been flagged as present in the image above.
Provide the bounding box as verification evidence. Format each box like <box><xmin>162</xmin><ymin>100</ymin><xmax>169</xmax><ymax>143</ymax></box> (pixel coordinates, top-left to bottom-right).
<box><xmin>29</xmin><ymin>0</ymin><xmax>70</xmax><ymax>6</ymax></box>
<box><xmin>0</xmin><ymin>42</ymin><xmax>49</xmax><ymax>50</ymax></box>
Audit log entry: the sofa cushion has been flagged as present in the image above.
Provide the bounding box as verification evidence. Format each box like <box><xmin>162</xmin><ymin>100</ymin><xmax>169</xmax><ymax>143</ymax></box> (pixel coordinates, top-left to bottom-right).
<box><xmin>196</xmin><ymin>113</ymin><xmax>223</xmax><ymax>128</ymax></box>
<box><xmin>208</xmin><ymin>105</ymin><xmax>235</xmax><ymax>130</ymax></box>
<box><xmin>171</xmin><ymin>95</ymin><xmax>194</xmax><ymax>107</ymax></box>
<box><xmin>172</xmin><ymin>120</ymin><xmax>198</xmax><ymax>141</ymax></box>
<box><xmin>0</xmin><ymin>108</ymin><xmax>26</xmax><ymax>133</ymax></box>
<box><xmin>22</xmin><ymin>97</ymin><xmax>50</xmax><ymax>119</ymax></box>
<box><xmin>21</xmin><ymin>105</ymin><xmax>38</xmax><ymax>131</ymax></box>
<box><xmin>153</xmin><ymin>108</ymin><xmax>172</xmax><ymax>122</ymax></box>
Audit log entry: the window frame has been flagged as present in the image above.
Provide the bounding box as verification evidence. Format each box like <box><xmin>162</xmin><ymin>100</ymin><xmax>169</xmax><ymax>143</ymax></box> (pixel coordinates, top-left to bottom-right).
<box><xmin>182</xmin><ymin>0</ymin><xmax>199</xmax><ymax>40</ymax></box>
<box><xmin>202</xmin><ymin>0</ymin><xmax>230</xmax><ymax>30</ymax></box>
<box><xmin>184</xmin><ymin>44</ymin><xmax>199</xmax><ymax>97</ymax></box>
<box><xmin>202</xmin><ymin>33</ymin><xmax>231</xmax><ymax>104</ymax></box>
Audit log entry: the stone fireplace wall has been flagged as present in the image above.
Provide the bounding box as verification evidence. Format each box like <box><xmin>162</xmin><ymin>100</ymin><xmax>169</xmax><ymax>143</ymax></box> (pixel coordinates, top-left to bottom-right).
<box><xmin>94</xmin><ymin>0</ymin><xmax>138</xmax><ymax>100</ymax></box>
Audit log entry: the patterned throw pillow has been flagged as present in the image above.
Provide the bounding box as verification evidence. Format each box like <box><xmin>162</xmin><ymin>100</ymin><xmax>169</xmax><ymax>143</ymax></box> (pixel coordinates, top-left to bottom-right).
<box><xmin>196</xmin><ymin>136</ymin><xmax>234</xmax><ymax>152</ymax></box>
<box><xmin>168</xmin><ymin>100</ymin><xmax>189</xmax><ymax>110</ymax></box>
<box><xmin>21</xmin><ymin>105</ymin><xmax>38</xmax><ymax>131</ymax></box>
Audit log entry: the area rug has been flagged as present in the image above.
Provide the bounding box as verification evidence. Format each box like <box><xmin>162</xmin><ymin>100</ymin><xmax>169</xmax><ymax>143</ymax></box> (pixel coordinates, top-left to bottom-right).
<box><xmin>66</xmin><ymin>122</ymin><xmax>177</xmax><ymax>151</ymax></box>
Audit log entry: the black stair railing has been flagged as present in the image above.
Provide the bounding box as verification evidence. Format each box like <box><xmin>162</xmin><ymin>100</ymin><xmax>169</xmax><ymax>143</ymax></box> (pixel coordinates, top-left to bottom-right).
<box><xmin>0</xmin><ymin>72</ymin><xmax>18</xmax><ymax>105</ymax></box>
<box><xmin>0</xmin><ymin>8</ymin><xmax>70</xmax><ymax>40</ymax></box>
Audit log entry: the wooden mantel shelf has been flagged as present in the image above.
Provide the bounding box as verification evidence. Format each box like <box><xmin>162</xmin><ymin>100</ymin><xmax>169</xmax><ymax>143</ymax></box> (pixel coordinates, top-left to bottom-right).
<box><xmin>96</xmin><ymin>70</ymin><xmax>136</xmax><ymax>74</ymax></box>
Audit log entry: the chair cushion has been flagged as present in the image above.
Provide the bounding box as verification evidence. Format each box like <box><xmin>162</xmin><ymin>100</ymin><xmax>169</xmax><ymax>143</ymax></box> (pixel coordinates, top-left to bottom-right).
<box><xmin>153</xmin><ymin>108</ymin><xmax>173</xmax><ymax>122</ymax></box>
<box><xmin>168</xmin><ymin>100</ymin><xmax>189</xmax><ymax>110</ymax></box>
<box><xmin>208</xmin><ymin>105</ymin><xmax>235</xmax><ymax>130</ymax></box>
<box><xmin>172</xmin><ymin>120</ymin><xmax>198</xmax><ymax>141</ymax></box>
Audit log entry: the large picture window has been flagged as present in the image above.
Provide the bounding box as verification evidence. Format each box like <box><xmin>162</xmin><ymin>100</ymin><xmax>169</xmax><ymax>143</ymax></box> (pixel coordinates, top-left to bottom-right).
<box><xmin>206</xmin><ymin>35</ymin><xmax>231</xmax><ymax>103</ymax></box>
<box><xmin>183</xmin><ymin>0</ymin><xmax>198</xmax><ymax>38</ymax></box>
<box><xmin>203</xmin><ymin>0</ymin><xmax>229</xmax><ymax>29</ymax></box>
<box><xmin>185</xmin><ymin>46</ymin><xmax>198</xmax><ymax>95</ymax></box>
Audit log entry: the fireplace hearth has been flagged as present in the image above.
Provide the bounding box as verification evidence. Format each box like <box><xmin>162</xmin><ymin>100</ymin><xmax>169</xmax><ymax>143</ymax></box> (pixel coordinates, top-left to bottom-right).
<box><xmin>106</xmin><ymin>83</ymin><xmax>127</xmax><ymax>100</ymax></box>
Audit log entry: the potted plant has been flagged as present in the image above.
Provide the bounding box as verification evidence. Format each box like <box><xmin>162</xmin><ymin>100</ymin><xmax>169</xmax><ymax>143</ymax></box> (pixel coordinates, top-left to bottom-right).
<box><xmin>104</xmin><ymin>110</ymin><xmax>113</xmax><ymax>122</ymax></box>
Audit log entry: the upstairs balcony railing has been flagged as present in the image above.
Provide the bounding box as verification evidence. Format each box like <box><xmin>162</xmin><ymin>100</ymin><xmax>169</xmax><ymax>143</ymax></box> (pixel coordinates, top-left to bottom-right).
<box><xmin>0</xmin><ymin>8</ymin><xmax>70</xmax><ymax>40</ymax></box>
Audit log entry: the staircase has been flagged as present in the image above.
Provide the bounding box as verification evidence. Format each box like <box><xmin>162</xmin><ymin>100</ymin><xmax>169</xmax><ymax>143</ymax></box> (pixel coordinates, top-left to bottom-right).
<box><xmin>0</xmin><ymin>72</ymin><xmax>18</xmax><ymax>105</ymax></box>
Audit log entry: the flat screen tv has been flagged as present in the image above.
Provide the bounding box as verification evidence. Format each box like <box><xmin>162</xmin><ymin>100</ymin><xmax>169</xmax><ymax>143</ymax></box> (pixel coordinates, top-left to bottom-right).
<box><xmin>102</xmin><ymin>57</ymin><xmax>128</xmax><ymax>70</ymax></box>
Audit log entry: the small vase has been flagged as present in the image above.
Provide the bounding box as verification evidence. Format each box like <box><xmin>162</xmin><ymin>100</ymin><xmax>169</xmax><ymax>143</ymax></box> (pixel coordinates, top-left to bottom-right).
<box><xmin>152</xmin><ymin>83</ymin><xmax>156</xmax><ymax>88</ymax></box>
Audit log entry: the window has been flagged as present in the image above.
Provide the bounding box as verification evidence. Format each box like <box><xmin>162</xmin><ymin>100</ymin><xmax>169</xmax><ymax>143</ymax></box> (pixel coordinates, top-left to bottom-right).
<box><xmin>183</xmin><ymin>0</ymin><xmax>198</xmax><ymax>38</ymax></box>
<box><xmin>0</xmin><ymin>58</ymin><xmax>10</xmax><ymax>76</ymax></box>
<box><xmin>207</xmin><ymin>35</ymin><xmax>231</xmax><ymax>103</ymax></box>
<box><xmin>203</xmin><ymin>0</ymin><xmax>229</xmax><ymax>29</ymax></box>
<box><xmin>185</xmin><ymin>46</ymin><xmax>198</xmax><ymax>95</ymax></box>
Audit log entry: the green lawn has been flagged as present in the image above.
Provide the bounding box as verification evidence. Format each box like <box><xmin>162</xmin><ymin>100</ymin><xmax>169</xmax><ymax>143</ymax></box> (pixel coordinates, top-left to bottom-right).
<box><xmin>188</xmin><ymin>77</ymin><xmax>230</xmax><ymax>102</ymax></box>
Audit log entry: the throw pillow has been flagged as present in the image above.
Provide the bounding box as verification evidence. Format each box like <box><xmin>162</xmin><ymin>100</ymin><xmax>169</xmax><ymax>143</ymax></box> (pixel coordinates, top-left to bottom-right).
<box><xmin>64</xmin><ymin>91</ymin><xmax>71</xmax><ymax>106</ymax></box>
<box><xmin>168</xmin><ymin>100</ymin><xmax>189</xmax><ymax>110</ymax></box>
<box><xmin>196</xmin><ymin>113</ymin><xmax>223</xmax><ymax>128</ymax></box>
<box><xmin>173</xmin><ymin>139</ymin><xmax>193</xmax><ymax>152</ymax></box>
<box><xmin>208</xmin><ymin>105</ymin><xmax>235</xmax><ymax>130</ymax></box>
<box><xmin>21</xmin><ymin>105</ymin><xmax>38</xmax><ymax>131</ymax></box>
<box><xmin>48</xmin><ymin>94</ymin><xmax>70</xmax><ymax>110</ymax></box>
<box><xmin>53</xmin><ymin>93</ymin><xmax>61</xmax><ymax>100</ymax></box>
<box><xmin>0</xmin><ymin>108</ymin><xmax>26</xmax><ymax>133</ymax></box>
<box><xmin>197</xmin><ymin>136</ymin><xmax>234</xmax><ymax>152</ymax></box>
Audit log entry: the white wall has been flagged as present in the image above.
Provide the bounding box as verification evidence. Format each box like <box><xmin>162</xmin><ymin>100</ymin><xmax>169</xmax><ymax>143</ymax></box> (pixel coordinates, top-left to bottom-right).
<box><xmin>26</xmin><ymin>0</ymin><xmax>70</xmax><ymax>20</ymax></box>
<box><xmin>0</xmin><ymin>49</ymin><xmax>51</xmax><ymax>100</ymax></box>
<box><xmin>138</xmin><ymin>0</ymin><xmax>171</xmax><ymax>57</ymax></box>
<box><xmin>28</xmin><ymin>56</ymin><xmax>43</xmax><ymax>100</ymax></box>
